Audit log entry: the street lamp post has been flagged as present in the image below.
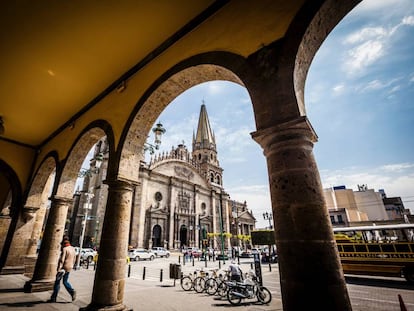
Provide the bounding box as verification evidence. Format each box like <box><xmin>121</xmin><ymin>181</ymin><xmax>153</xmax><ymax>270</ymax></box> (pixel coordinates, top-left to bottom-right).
<box><xmin>75</xmin><ymin>191</ymin><xmax>94</xmax><ymax>270</ymax></box>
<box><xmin>218</xmin><ymin>192</ymin><xmax>225</xmax><ymax>263</ymax></box>
<box><xmin>263</xmin><ymin>212</ymin><xmax>273</xmax><ymax>229</ymax></box>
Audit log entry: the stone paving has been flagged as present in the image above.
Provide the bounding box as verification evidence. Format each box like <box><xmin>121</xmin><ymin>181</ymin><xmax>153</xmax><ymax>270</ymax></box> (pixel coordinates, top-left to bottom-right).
<box><xmin>0</xmin><ymin>255</ymin><xmax>283</xmax><ymax>311</ymax></box>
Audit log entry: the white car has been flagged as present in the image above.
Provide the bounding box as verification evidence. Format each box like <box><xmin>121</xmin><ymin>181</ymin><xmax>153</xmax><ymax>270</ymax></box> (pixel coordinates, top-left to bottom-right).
<box><xmin>151</xmin><ymin>247</ymin><xmax>170</xmax><ymax>258</ymax></box>
<box><xmin>128</xmin><ymin>248</ymin><xmax>156</xmax><ymax>261</ymax></box>
<box><xmin>74</xmin><ymin>247</ymin><xmax>97</xmax><ymax>263</ymax></box>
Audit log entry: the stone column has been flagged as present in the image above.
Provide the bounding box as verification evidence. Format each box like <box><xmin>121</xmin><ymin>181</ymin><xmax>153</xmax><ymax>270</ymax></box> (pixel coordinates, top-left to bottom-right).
<box><xmin>27</xmin><ymin>206</ymin><xmax>45</xmax><ymax>257</ymax></box>
<box><xmin>2</xmin><ymin>206</ymin><xmax>39</xmax><ymax>273</ymax></box>
<box><xmin>252</xmin><ymin>116</ymin><xmax>352</xmax><ymax>311</ymax></box>
<box><xmin>24</xmin><ymin>196</ymin><xmax>72</xmax><ymax>292</ymax></box>
<box><xmin>82</xmin><ymin>179</ymin><xmax>133</xmax><ymax>311</ymax></box>
<box><xmin>168</xmin><ymin>178</ymin><xmax>175</xmax><ymax>249</ymax></box>
<box><xmin>211</xmin><ymin>192</ymin><xmax>217</xmax><ymax>249</ymax></box>
<box><xmin>193</xmin><ymin>186</ymin><xmax>199</xmax><ymax>248</ymax></box>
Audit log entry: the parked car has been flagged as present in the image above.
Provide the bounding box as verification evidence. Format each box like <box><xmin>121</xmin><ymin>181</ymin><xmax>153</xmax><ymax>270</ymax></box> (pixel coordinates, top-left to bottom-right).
<box><xmin>74</xmin><ymin>247</ymin><xmax>97</xmax><ymax>263</ymax></box>
<box><xmin>151</xmin><ymin>247</ymin><xmax>170</xmax><ymax>258</ymax></box>
<box><xmin>181</xmin><ymin>247</ymin><xmax>202</xmax><ymax>258</ymax></box>
<box><xmin>128</xmin><ymin>248</ymin><xmax>155</xmax><ymax>261</ymax></box>
<box><xmin>191</xmin><ymin>247</ymin><xmax>202</xmax><ymax>258</ymax></box>
<box><xmin>240</xmin><ymin>251</ymin><xmax>253</xmax><ymax>258</ymax></box>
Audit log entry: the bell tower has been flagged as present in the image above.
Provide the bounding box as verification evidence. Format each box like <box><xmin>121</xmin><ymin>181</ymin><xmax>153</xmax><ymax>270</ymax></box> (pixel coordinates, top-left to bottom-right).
<box><xmin>192</xmin><ymin>102</ymin><xmax>223</xmax><ymax>186</ymax></box>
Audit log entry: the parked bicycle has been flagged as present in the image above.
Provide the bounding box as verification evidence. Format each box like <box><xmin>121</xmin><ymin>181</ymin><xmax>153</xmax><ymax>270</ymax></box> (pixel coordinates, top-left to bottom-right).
<box><xmin>180</xmin><ymin>269</ymin><xmax>202</xmax><ymax>291</ymax></box>
<box><xmin>193</xmin><ymin>268</ymin><xmax>222</xmax><ymax>295</ymax></box>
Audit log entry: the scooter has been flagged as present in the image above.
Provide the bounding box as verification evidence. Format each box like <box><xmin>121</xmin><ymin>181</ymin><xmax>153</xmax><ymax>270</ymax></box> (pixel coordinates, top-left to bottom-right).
<box><xmin>226</xmin><ymin>273</ymin><xmax>272</xmax><ymax>306</ymax></box>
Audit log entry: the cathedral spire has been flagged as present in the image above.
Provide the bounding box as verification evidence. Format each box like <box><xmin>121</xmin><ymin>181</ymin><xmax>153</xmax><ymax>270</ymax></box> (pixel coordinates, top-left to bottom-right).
<box><xmin>192</xmin><ymin>101</ymin><xmax>222</xmax><ymax>187</ymax></box>
<box><xmin>193</xmin><ymin>101</ymin><xmax>216</xmax><ymax>151</ymax></box>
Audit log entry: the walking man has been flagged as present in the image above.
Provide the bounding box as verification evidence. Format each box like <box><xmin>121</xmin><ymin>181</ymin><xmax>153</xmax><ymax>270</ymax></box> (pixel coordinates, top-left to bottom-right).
<box><xmin>49</xmin><ymin>237</ymin><xmax>77</xmax><ymax>302</ymax></box>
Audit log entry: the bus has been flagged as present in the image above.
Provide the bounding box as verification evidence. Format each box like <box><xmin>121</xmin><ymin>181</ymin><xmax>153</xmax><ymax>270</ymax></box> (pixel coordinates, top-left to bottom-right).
<box><xmin>333</xmin><ymin>223</ymin><xmax>414</xmax><ymax>283</ymax></box>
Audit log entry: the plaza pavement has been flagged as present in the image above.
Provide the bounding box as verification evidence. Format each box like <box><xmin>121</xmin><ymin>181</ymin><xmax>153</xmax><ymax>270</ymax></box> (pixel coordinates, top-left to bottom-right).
<box><xmin>0</xmin><ymin>253</ymin><xmax>283</xmax><ymax>311</ymax></box>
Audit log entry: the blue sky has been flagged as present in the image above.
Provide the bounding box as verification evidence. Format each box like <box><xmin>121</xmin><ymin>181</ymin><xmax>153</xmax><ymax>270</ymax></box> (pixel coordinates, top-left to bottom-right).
<box><xmin>146</xmin><ymin>0</ymin><xmax>414</xmax><ymax>229</ymax></box>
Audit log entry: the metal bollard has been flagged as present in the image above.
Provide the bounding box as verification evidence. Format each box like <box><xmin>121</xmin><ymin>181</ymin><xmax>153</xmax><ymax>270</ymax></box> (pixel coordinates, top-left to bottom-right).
<box><xmin>143</xmin><ymin>266</ymin><xmax>146</xmax><ymax>280</ymax></box>
<box><xmin>219</xmin><ymin>260</ymin><xmax>221</xmax><ymax>269</ymax></box>
<box><xmin>205</xmin><ymin>258</ymin><xmax>207</xmax><ymax>268</ymax></box>
<box><xmin>128</xmin><ymin>264</ymin><xmax>131</xmax><ymax>277</ymax></box>
<box><xmin>178</xmin><ymin>256</ymin><xmax>181</xmax><ymax>264</ymax></box>
<box><xmin>269</xmin><ymin>263</ymin><xmax>272</xmax><ymax>272</ymax></box>
<box><xmin>192</xmin><ymin>257</ymin><xmax>195</xmax><ymax>266</ymax></box>
<box><xmin>160</xmin><ymin>269</ymin><xmax>163</xmax><ymax>282</ymax></box>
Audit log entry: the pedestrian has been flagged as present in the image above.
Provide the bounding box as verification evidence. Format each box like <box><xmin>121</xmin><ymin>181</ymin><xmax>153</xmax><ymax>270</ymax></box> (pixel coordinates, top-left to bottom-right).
<box><xmin>228</xmin><ymin>260</ymin><xmax>242</xmax><ymax>282</ymax></box>
<box><xmin>48</xmin><ymin>237</ymin><xmax>77</xmax><ymax>302</ymax></box>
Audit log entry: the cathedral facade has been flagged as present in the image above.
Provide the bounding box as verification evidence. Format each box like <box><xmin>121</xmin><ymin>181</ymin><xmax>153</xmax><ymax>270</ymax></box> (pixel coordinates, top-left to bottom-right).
<box><xmin>71</xmin><ymin>104</ymin><xmax>256</xmax><ymax>251</ymax></box>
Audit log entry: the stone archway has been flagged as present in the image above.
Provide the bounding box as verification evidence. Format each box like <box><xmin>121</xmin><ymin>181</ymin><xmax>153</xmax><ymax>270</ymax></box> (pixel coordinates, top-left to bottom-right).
<box><xmin>90</xmin><ymin>2</ymin><xmax>361</xmax><ymax>310</ymax></box>
<box><xmin>3</xmin><ymin>154</ymin><xmax>57</xmax><ymax>276</ymax></box>
<box><xmin>25</xmin><ymin>123</ymin><xmax>114</xmax><ymax>292</ymax></box>
<box><xmin>0</xmin><ymin>160</ymin><xmax>23</xmax><ymax>272</ymax></box>
<box><xmin>118</xmin><ymin>63</ymin><xmax>243</xmax><ymax>182</ymax></box>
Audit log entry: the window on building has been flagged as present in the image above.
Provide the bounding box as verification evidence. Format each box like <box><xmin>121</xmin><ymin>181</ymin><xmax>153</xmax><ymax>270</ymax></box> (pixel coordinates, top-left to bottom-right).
<box><xmin>330</xmin><ymin>216</ymin><xmax>335</xmax><ymax>224</ymax></box>
<box><xmin>337</xmin><ymin>215</ymin><xmax>343</xmax><ymax>223</ymax></box>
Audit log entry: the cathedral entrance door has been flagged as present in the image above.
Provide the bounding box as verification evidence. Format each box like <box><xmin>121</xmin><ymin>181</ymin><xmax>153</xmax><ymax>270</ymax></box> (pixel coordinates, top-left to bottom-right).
<box><xmin>179</xmin><ymin>225</ymin><xmax>187</xmax><ymax>248</ymax></box>
<box><xmin>152</xmin><ymin>224</ymin><xmax>162</xmax><ymax>247</ymax></box>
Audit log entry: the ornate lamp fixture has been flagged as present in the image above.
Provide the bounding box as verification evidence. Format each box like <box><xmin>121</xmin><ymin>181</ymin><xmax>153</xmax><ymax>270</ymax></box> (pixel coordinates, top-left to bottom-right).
<box><xmin>144</xmin><ymin>121</ymin><xmax>166</xmax><ymax>154</ymax></box>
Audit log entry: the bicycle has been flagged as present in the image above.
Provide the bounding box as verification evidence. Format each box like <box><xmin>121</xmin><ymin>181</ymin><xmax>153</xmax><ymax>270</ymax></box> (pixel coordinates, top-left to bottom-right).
<box><xmin>200</xmin><ymin>268</ymin><xmax>222</xmax><ymax>295</ymax></box>
<box><xmin>216</xmin><ymin>270</ymin><xmax>231</xmax><ymax>297</ymax></box>
<box><xmin>180</xmin><ymin>269</ymin><xmax>202</xmax><ymax>291</ymax></box>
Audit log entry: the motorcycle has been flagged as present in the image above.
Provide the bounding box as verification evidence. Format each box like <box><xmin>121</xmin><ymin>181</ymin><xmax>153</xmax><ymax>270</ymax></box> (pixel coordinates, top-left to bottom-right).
<box><xmin>226</xmin><ymin>273</ymin><xmax>272</xmax><ymax>306</ymax></box>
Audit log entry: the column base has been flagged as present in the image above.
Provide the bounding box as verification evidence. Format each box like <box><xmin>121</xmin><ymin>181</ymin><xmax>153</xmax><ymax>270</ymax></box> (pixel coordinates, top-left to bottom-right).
<box><xmin>24</xmin><ymin>279</ymin><xmax>54</xmax><ymax>293</ymax></box>
<box><xmin>0</xmin><ymin>265</ymin><xmax>25</xmax><ymax>275</ymax></box>
<box><xmin>80</xmin><ymin>303</ymin><xmax>132</xmax><ymax>311</ymax></box>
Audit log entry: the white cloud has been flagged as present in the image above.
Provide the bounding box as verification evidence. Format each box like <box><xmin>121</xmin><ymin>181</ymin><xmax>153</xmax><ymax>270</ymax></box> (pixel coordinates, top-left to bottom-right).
<box><xmin>344</xmin><ymin>40</ymin><xmax>384</xmax><ymax>74</ymax></box>
<box><xmin>332</xmin><ymin>84</ymin><xmax>345</xmax><ymax>94</ymax></box>
<box><xmin>380</xmin><ymin>163</ymin><xmax>414</xmax><ymax>172</ymax></box>
<box><xmin>345</xmin><ymin>27</ymin><xmax>387</xmax><ymax>45</ymax></box>
<box><xmin>356</xmin><ymin>77</ymin><xmax>402</xmax><ymax>93</ymax></box>
<box><xmin>342</xmin><ymin>13</ymin><xmax>414</xmax><ymax>76</ymax></box>
<box><xmin>207</xmin><ymin>81</ymin><xmax>226</xmax><ymax>95</ymax></box>
<box><xmin>360</xmin><ymin>79</ymin><xmax>386</xmax><ymax>91</ymax></box>
<box><xmin>227</xmin><ymin>184</ymin><xmax>272</xmax><ymax>228</ymax></box>
<box><xmin>402</xmin><ymin>15</ymin><xmax>414</xmax><ymax>26</ymax></box>
<box><xmin>389</xmin><ymin>85</ymin><xmax>401</xmax><ymax>94</ymax></box>
<box><xmin>353</xmin><ymin>0</ymin><xmax>413</xmax><ymax>20</ymax></box>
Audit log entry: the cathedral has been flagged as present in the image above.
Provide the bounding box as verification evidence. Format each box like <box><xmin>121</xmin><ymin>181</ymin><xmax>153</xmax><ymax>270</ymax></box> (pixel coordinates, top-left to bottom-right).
<box><xmin>70</xmin><ymin>104</ymin><xmax>256</xmax><ymax>252</ymax></box>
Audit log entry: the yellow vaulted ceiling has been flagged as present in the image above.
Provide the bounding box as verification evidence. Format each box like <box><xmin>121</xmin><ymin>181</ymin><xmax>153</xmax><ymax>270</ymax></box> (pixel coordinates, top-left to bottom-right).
<box><xmin>0</xmin><ymin>0</ymin><xmax>302</xmax><ymax>147</ymax></box>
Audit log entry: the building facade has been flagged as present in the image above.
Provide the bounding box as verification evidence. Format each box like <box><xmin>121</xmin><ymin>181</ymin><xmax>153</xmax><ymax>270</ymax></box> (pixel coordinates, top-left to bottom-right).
<box><xmin>324</xmin><ymin>184</ymin><xmax>410</xmax><ymax>227</ymax></box>
<box><xmin>71</xmin><ymin>104</ymin><xmax>256</xmax><ymax>251</ymax></box>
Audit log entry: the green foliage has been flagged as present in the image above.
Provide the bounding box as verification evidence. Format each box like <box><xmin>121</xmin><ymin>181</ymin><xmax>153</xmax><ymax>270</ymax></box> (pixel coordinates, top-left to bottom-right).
<box><xmin>251</xmin><ymin>230</ymin><xmax>275</xmax><ymax>245</ymax></box>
